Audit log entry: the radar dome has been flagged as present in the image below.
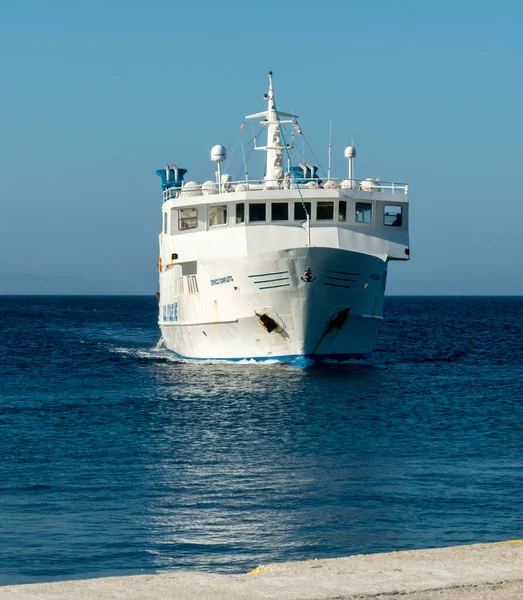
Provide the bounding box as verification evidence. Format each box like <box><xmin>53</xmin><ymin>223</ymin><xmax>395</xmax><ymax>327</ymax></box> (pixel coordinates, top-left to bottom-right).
<box><xmin>211</xmin><ymin>144</ymin><xmax>227</xmax><ymax>162</ymax></box>
<box><xmin>201</xmin><ymin>181</ymin><xmax>218</xmax><ymax>195</ymax></box>
<box><xmin>360</xmin><ymin>178</ymin><xmax>380</xmax><ymax>191</ymax></box>
<box><xmin>323</xmin><ymin>180</ymin><xmax>340</xmax><ymax>189</ymax></box>
<box><xmin>344</xmin><ymin>146</ymin><xmax>356</xmax><ymax>159</ymax></box>
<box><xmin>182</xmin><ymin>181</ymin><xmax>201</xmax><ymax>197</ymax></box>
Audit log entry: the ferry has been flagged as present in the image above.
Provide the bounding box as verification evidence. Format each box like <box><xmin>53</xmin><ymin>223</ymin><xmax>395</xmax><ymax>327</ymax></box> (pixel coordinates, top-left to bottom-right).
<box><xmin>156</xmin><ymin>72</ymin><xmax>409</xmax><ymax>362</ymax></box>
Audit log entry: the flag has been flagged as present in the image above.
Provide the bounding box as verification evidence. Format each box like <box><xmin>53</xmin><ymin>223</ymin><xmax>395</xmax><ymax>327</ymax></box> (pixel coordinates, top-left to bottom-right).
<box><xmin>300</xmin><ymin>219</ymin><xmax>309</xmax><ymax>233</ymax></box>
<box><xmin>240</xmin><ymin>122</ymin><xmax>246</xmax><ymax>130</ymax></box>
<box><xmin>263</xmin><ymin>93</ymin><xmax>269</xmax><ymax>100</ymax></box>
<box><xmin>294</xmin><ymin>122</ymin><xmax>302</xmax><ymax>134</ymax></box>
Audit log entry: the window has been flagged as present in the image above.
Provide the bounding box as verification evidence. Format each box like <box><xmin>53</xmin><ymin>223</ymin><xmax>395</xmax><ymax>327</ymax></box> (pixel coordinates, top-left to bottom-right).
<box><xmin>271</xmin><ymin>202</ymin><xmax>289</xmax><ymax>221</ymax></box>
<box><xmin>163</xmin><ymin>212</ymin><xmax>168</xmax><ymax>234</ymax></box>
<box><xmin>236</xmin><ymin>203</ymin><xmax>245</xmax><ymax>224</ymax></box>
<box><xmin>384</xmin><ymin>205</ymin><xmax>403</xmax><ymax>227</ymax></box>
<box><xmin>174</xmin><ymin>277</ymin><xmax>185</xmax><ymax>296</ymax></box>
<box><xmin>249</xmin><ymin>203</ymin><xmax>266</xmax><ymax>222</ymax></box>
<box><xmin>294</xmin><ymin>201</ymin><xmax>312</xmax><ymax>220</ymax></box>
<box><xmin>209</xmin><ymin>204</ymin><xmax>227</xmax><ymax>227</ymax></box>
<box><xmin>338</xmin><ymin>200</ymin><xmax>347</xmax><ymax>221</ymax></box>
<box><xmin>355</xmin><ymin>202</ymin><xmax>372</xmax><ymax>224</ymax></box>
<box><xmin>316</xmin><ymin>201</ymin><xmax>334</xmax><ymax>220</ymax></box>
<box><xmin>169</xmin><ymin>208</ymin><xmax>178</xmax><ymax>234</ymax></box>
<box><xmin>187</xmin><ymin>275</ymin><xmax>199</xmax><ymax>295</ymax></box>
<box><xmin>179</xmin><ymin>207</ymin><xmax>198</xmax><ymax>230</ymax></box>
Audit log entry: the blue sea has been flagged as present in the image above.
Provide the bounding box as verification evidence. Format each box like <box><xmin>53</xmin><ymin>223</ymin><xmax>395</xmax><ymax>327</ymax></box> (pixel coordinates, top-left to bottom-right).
<box><xmin>1</xmin><ymin>296</ymin><xmax>523</xmax><ymax>585</ymax></box>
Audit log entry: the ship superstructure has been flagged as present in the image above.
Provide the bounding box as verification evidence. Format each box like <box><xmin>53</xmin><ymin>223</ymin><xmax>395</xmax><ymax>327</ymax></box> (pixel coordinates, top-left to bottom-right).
<box><xmin>156</xmin><ymin>72</ymin><xmax>409</xmax><ymax>362</ymax></box>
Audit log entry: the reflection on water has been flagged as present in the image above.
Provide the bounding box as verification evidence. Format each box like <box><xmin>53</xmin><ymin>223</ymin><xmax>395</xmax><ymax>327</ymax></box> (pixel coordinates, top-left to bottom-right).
<box><xmin>143</xmin><ymin>362</ymin><xmax>404</xmax><ymax>570</ymax></box>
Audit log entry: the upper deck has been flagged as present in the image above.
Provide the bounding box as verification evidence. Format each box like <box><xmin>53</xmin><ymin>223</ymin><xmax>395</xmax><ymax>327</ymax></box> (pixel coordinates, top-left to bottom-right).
<box><xmin>158</xmin><ymin>178</ymin><xmax>409</xmax><ymax>264</ymax></box>
<box><xmin>157</xmin><ymin>73</ymin><xmax>410</xmax><ymax>264</ymax></box>
<box><xmin>162</xmin><ymin>177</ymin><xmax>408</xmax><ymax>204</ymax></box>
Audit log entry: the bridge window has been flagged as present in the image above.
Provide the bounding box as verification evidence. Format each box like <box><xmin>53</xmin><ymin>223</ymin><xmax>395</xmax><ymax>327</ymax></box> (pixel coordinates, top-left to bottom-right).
<box><xmin>271</xmin><ymin>202</ymin><xmax>288</xmax><ymax>221</ymax></box>
<box><xmin>338</xmin><ymin>200</ymin><xmax>347</xmax><ymax>221</ymax></box>
<box><xmin>179</xmin><ymin>207</ymin><xmax>198</xmax><ymax>230</ymax></box>
<box><xmin>384</xmin><ymin>205</ymin><xmax>402</xmax><ymax>227</ymax></box>
<box><xmin>209</xmin><ymin>204</ymin><xmax>227</xmax><ymax>227</ymax></box>
<box><xmin>249</xmin><ymin>203</ymin><xmax>266</xmax><ymax>222</ymax></box>
<box><xmin>294</xmin><ymin>201</ymin><xmax>312</xmax><ymax>220</ymax></box>
<box><xmin>355</xmin><ymin>202</ymin><xmax>372</xmax><ymax>224</ymax></box>
<box><xmin>163</xmin><ymin>212</ymin><xmax>168</xmax><ymax>234</ymax></box>
<box><xmin>317</xmin><ymin>201</ymin><xmax>334</xmax><ymax>220</ymax></box>
<box><xmin>236</xmin><ymin>203</ymin><xmax>245</xmax><ymax>224</ymax></box>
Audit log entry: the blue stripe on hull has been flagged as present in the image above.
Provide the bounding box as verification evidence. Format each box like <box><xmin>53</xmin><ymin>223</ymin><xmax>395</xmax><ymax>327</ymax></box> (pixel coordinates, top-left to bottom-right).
<box><xmin>254</xmin><ymin>277</ymin><xmax>290</xmax><ymax>284</ymax></box>
<box><xmin>248</xmin><ymin>271</ymin><xmax>288</xmax><ymax>278</ymax></box>
<box><xmin>165</xmin><ymin>348</ymin><xmax>372</xmax><ymax>366</ymax></box>
<box><xmin>258</xmin><ymin>284</ymin><xmax>290</xmax><ymax>290</ymax></box>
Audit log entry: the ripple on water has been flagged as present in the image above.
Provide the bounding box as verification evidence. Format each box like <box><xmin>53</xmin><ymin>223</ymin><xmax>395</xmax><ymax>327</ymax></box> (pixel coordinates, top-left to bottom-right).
<box><xmin>1</xmin><ymin>296</ymin><xmax>523</xmax><ymax>585</ymax></box>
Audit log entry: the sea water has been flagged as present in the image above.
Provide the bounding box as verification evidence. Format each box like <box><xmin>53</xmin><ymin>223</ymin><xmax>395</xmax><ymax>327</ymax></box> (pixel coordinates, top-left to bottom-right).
<box><xmin>1</xmin><ymin>296</ymin><xmax>522</xmax><ymax>585</ymax></box>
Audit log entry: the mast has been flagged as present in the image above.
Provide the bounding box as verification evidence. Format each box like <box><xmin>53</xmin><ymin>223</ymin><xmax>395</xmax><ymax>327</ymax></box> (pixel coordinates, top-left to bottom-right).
<box><xmin>245</xmin><ymin>72</ymin><xmax>297</xmax><ymax>189</ymax></box>
<box><xmin>265</xmin><ymin>72</ymin><xmax>282</xmax><ymax>187</ymax></box>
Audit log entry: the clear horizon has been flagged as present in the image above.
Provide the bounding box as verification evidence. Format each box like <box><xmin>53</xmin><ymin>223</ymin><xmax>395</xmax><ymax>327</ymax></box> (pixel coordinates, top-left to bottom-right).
<box><xmin>2</xmin><ymin>0</ymin><xmax>522</xmax><ymax>295</ymax></box>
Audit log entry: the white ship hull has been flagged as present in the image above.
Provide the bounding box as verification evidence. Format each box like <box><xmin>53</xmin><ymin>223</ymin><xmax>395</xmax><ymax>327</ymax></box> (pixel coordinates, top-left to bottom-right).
<box><xmin>159</xmin><ymin>246</ymin><xmax>387</xmax><ymax>362</ymax></box>
<box><xmin>155</xmin><ymin>72</ymin><xmax>409</xmax><ymax>363</ymax></box>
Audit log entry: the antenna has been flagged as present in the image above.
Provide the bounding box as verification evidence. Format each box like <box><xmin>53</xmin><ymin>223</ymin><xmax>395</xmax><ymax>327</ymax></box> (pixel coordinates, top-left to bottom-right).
<box><xmin>291</xmin><ymin>107</ymin><xmax>295</xmax><ymax>148</ymax></box>
<box><xmin>344</xmin><ymin>145</ymin><xmax>356</xmax><ymax>188</ymax></box>
<box><xmin>327</xmin><ymin>118</ymin><xmax>332</xmax><ymax>182</ymax></box>
<box><xmin>211</xmin><ymin>144</ymin><xmax>227</xmax><ymax>192</ymax></box>
<box><xmin>241</xmin><ymin>141</ymin><xmax>249</xmax><ymax>185</ymax></box>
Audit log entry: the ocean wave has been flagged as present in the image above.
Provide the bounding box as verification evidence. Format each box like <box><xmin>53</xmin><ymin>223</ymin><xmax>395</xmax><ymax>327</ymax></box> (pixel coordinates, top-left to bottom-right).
<box><xmin>108</xmin><ymin>345</ymin><xmax>286</xmax><ymax>366</ymax></box>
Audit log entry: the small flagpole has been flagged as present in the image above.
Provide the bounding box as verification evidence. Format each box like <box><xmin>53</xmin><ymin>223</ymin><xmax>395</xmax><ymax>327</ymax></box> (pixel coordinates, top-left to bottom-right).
<box><xmin>306</xmin><ymin>214</ymin><xmax>311</xmax><ymax>247</ymax></box>
<box><xmin>251</xmin><ymin>116</ymin><xmax>256</xmax><ymax>149</ymax></box>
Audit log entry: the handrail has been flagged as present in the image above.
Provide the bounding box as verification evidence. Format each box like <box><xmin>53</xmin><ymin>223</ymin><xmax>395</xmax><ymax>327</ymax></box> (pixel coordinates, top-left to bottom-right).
<box><xmin>162</xmin><ymin>177</ymin><xmax>408</xmax><ymax>202</ymax></box>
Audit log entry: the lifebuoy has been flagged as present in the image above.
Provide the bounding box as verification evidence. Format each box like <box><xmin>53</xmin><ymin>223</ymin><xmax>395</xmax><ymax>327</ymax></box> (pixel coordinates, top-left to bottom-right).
<box><xmin>158</xmin><ymin>257</ymin><xmax>163</xmax><ymax>273</ymax></box>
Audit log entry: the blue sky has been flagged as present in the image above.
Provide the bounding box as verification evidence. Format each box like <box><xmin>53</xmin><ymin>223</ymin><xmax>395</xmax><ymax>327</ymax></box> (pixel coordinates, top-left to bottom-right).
<box><xmin>1</xmin><ymin>0</ymin><xmax>522</xmax><ymax>295</ymax></box>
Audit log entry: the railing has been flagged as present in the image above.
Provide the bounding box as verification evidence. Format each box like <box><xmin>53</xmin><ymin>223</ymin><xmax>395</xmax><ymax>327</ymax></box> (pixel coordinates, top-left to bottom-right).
<box><xmin>162</xmin><ymin>177</ymin><xmax>408</xmax><ymax>202</ymax></box>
